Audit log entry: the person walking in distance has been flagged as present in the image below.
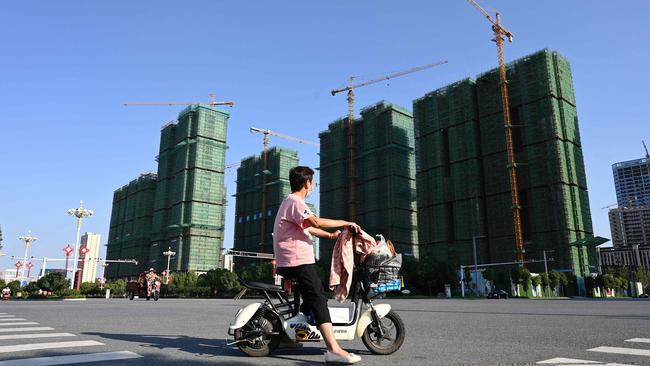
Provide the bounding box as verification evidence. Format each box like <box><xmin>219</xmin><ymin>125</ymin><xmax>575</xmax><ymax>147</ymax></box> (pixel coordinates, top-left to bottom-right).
<box><xmin>273</xmin><ymin>166</ymin><xmax>362</xmax><ymax>364</ymax></box>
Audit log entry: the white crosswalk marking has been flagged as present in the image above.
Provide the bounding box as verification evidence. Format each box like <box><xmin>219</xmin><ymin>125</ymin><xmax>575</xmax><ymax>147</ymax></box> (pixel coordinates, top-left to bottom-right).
<box><xmin>538</xmin><ymin>359</ymin><xmax>634</xmax><ymax>366</ymax></box>
<box><xmin>0</xmin><ymin>351</ymin><xmax>142</xmax><ymax>366</ymax></box>
<box><xmin>625</xmin><ymin>338</ymin><xmax>650</xmax><ymax>344</ymax></box>
<box><xmin>538</xmin><ymin>358</ymin><xmax>600</xmax><ymax>364</ymax></box>
<box><xmin>0</xmin><ymin>323</ymin><xmax>39</xmax><ymax>326</ymax></box>
<box><xmin>0</xmin><ymin>333</ymin><xmax>75</xmax><ymax>341</ymax></box>
<box><xmin>0</xmin><ymin>340</ymin><xmax>103</xmax><ymax>353</ymax></box>
<box><xmin>0</xmin><ymin>315</ymin><xmax>142</xmax><ymax>364</ymax></box>
<box><xmin>589</xmin><ymin>346</ymin><xmax>650</xmax><ymax>357</ymax></box>
<box><xmin>0</xmin><ymin>327</ymin><xmax>54</xmax><ymax>333</ymax></box>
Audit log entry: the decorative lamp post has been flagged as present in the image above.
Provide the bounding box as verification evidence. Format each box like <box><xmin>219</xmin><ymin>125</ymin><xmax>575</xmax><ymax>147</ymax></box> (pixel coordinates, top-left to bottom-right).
<box><xmin>18</xmin><ymin>231</ymin><xmax>38</xmax><ymax>286</ymax></box>
<box><xmin>63</xmin><ymin>244</ymin><xmax>74</xmax><ymax>278</ymax></box>
<box><xmin>76</xmin><ymin>245</ymin><xmax>90</xmax><ymax>290</ymax></box>
<box><xmin>67</xmin><ymin>200</ymin><xmax>93</xmax><ymax>289</ymax></box>
<box><xmin>26</xmin><ymin>262</ymin><xmax>33</xmax><ymax>280</ymax></box>
<box><xmin>14</xmin><ymin>262</ymin><xmax>22</xmax><ymax>278</ymax></box>
<box><xmin>162</xmin><ymin>247</ymin><xmax>176</xmax><ymax>284</ymax></box>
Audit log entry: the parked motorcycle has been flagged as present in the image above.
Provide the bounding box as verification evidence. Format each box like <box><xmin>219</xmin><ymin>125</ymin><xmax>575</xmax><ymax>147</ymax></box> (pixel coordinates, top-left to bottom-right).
<box><xmin>228</xmin><ymin>251</ymin><xmax>405</xmax><ymax>357</ymax></box>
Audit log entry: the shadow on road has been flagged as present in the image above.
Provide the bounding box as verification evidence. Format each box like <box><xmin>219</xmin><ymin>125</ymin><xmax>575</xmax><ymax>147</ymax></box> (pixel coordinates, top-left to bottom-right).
<box><xmin>394</xmin><ymin>308</ymin><xmax>650</xmax><ymax>321</ymax></box>
<box><xmin>84</xmin><ymin>331</ymin><xmax>346</xmax><ymax>365</ymax></box>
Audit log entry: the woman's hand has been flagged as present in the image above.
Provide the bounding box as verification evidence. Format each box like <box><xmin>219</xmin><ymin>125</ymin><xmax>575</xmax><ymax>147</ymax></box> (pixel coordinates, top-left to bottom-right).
<box><xmin>346</xmin><ymin>222</ymin><xmax>361</xmax><ymax>233</ymax></box>
<box><xmin>330</xmin><ymin>230</ymin><xmax>342</xmax><ymax>240</ymax></box>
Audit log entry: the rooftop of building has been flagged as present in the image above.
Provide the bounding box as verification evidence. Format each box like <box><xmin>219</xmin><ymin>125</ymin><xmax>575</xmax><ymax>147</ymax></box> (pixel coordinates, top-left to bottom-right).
<box><xmin>319</xmin><ymin>100</ymin><xmax>412</xmax><ymax>136</ymax></box>
<box><xmin>113</xmin><ymin>172</ymin><xmax>158</xmax><ymax>193</ymax></box>
<box><xmin>238</xmin><ymin>146</ymin><xmax>299</xmax><ymax>165</ymax></box>
<box><xmin>159</xmin><ymin>104</ymin><xmax>231</xmax><ymax>130</ymax></box>
<box><xmin>612</xmin><ymin>156</ymin><xmax>650</xmax><ymax>169</ymax></box>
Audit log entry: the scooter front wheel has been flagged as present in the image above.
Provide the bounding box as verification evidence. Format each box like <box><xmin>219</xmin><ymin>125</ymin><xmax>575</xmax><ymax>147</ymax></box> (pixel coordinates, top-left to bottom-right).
<box><xmin>362</xmin><ymin>310</ymin><xmax>405</xmax><ymax>355</ymax></box>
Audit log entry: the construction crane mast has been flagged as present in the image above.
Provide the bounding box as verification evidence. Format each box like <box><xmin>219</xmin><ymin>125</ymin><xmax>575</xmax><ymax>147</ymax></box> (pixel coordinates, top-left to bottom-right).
<box><xmin>124</xmin><ymin>93</ymin><xmax>235</xmax><ymax>108</ymax></box>
<box><xmin>467</xmin><ymin>0</ymin><xmax>524</xmax><ymax>264</ymax></box>
<box><xmin>249</xmin><ymin>127</ymin><xmax>319</xmax><ymax>254</ymax></box>
<box><xmin>331</xmin><ymin>60</ymin><xmax>448</xmax><ymax>221</ymax></box>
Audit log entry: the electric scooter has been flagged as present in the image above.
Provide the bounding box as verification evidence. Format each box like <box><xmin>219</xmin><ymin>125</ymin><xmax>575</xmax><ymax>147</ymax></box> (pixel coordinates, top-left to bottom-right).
<box><xmin>227</xmin><ymin>251</ymin><xmax>405</xmax><ymax>357</ymax></box>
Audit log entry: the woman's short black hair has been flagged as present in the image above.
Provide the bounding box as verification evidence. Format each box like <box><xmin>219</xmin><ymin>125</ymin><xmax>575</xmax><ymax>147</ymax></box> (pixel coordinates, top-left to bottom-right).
<box><xmin>289</xmin><ymin>166</ymin><xmax>314</xmax><ymax>192</ymax></box>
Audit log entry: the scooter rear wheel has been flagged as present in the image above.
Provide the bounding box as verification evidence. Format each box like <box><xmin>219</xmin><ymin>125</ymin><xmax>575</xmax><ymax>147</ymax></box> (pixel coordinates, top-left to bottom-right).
<box><xmin>362</xmin><ymin>310</ymin><xmax>405</xmax><ymax>355</ymax></box>
<box><xmin>234</xmin><ymin>312</ymin><xmax>281</xmax><ymax>357</ymax></box>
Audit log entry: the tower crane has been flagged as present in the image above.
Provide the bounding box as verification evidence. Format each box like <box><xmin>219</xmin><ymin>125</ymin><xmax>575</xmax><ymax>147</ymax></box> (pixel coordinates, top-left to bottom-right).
<box><xmin>467</xmin><ymin>0</ymin><xmax>525</xmax><ymax>265</ymax></box>
<box><xmin>249</xmin><ymin>127</ymin><xmax>319</xmax><ymax>254</ymax></box>
<box><xmin>331</xmin><ymin>60</ymin><xmax>447</xmax><ymax>221</ymax></box>
<box><xmin>124</xmin><ymin>93</ymin><xmax>234</xmax><ymax>108</ymax></box>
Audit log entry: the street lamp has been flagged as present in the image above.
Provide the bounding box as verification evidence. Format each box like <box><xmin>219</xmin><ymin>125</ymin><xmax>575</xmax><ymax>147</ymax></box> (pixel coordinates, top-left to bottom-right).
<box><xmin>18</xmin><ymin>231</ymin><xmax>38</xmax><ymax>286</ymax></box>
<box><xmin>162</xmin><ymin>247</ymin><xmax>176</xmax><ymax>284</ymax></box>
<box><xmin>67</xmin><ymin>200</ymin><xmax>93</xmax><ymax>289</ymax></box>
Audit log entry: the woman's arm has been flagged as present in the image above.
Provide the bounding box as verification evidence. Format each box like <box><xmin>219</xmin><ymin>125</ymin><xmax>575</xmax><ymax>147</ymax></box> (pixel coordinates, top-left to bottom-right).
<box><xmin>304</xmin><ymin>215</ymin><xmax>360</xmax><ymax>232</ymax></box>
<box><xmin>308</xmin><ymin>227</ymin><xmax>341</xmax><ymax>240</ymax></box>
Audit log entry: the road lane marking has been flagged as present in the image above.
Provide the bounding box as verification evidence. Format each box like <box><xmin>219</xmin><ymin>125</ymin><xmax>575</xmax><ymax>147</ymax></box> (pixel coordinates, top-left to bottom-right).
<box><xmin>0</xmin><ymin>327</ymin><xmax>54</xmax><ymax>333</ymax></box>
<box><xmin>538</xmin><ymin>358</ymin><xmax>600</xmax><ymax>364</ymax></box>
<box><xmin>0</xmin><ymin>351</ymin><xmax>142</xmax><ymax>365</ymax></box>
<box><xmin>589</xmin><ymin>346</ymin><xmax>650</xmax><ymax>357</ymax></box>
<box><xmin>0</xmin><ymin>333</ymin><xmax>75</xmax><ymax>340</ymax></box>
<box><xmin>538</xmin><ymin>357</ymin><xmax>634</xmax><ymax>365</ymax></box>
<box><xmin>0</xmin><ymin>319</ymin><xmax>25</xmax><ymax>322</ymax></box>
<box><xmin>0</xmin><ymin>316</ymin><xmax>15</xmax><ymax>318</ymax></box>
<box><xmin>0</xmin><ymin>322</ymin><xmax>39</xmax><ymax>326</ymax></box>
<box><xmin>0</xmin><ymin>340</ymin><xmax>103</xmax><ymax>353</ymax></box>
<box><xmin>625</xmin><ymin>338</ymin><xmax>650</xmax><ymax>343</ymax></box>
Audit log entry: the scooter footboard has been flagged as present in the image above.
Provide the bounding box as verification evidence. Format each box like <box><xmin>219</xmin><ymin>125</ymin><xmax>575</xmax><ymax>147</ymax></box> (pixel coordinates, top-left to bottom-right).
<box><xmin>355</xmin><ymin>303</ymin><xmax>391</xmax><ymax>337</ymax></box>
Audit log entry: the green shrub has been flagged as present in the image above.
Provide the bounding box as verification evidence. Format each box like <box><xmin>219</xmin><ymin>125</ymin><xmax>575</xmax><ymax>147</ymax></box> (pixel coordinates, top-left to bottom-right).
<box><xmin>58</xmin><ymin>289</ymin><xmax>82</xmax><ymax>298</ymax></box>
<box><xmin>109</xmin><ymin>279</ymin><xmax>126</xmax><ymax>297</ymax></box>
<box><xmin>79</xmin><ymin>282</ymin><xmax>100</xmax><ymax>296</ymax></box>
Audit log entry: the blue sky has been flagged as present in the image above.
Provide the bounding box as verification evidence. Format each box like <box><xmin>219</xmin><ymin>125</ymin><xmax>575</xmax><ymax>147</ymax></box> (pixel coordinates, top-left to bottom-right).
<box><xmin>1</xmin><ymin>1</ymin><xmax>648</xmax><ymax>274</ymax></box>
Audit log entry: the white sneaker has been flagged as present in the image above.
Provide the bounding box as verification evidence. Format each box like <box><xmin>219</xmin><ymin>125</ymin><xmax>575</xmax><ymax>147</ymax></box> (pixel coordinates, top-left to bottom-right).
<box><xmin>325</xmin><ymin>351</ymin><xmax>362</xmax><ymax>364</ymax></box>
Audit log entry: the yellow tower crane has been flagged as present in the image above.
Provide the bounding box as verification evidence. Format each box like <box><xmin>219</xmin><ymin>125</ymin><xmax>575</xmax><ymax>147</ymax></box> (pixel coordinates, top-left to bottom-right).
<box><xmin>249</xmin><ymin>127</ymin><xmax>319</xmax><ymax>253</ymax></box>
<box><xmin>331</xmin><ymin>60</ymin><xmax>447</xmax><ymax>221</ymax></box>
<box><xmin>467</xmin><ymin>0</ymin><xmax>525</xmax><ymax>265</ymax></box>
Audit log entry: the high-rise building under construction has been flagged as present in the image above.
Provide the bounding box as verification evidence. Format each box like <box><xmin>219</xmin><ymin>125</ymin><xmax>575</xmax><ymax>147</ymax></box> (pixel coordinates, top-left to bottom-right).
<box><xmin>106</xmin><ymin>173</ymin><xmax>157</xmax><ymax>278</ymax></box>
<box><xmin>319</xmin><ymin>101</ymin><xmax>418</xmax><ymax>266</ymax></box>
<box><xmin>106</xmin><ymin>105</ymin><xmax>229</xmax><ymax>278</ymax></box>
<box><xmin>233</xmin><ymin>147</ymin><xmax>316</xmax><ymax>267</ymax></box>
<box><xmin>234</xmin><ymin>147</ymin><xmax>298</xmax><ymax>254</ymax></box>
<box><xmin>415</xmin><ymin>49</ymin><xmax>594</xmax><ymax>274</ymax></box>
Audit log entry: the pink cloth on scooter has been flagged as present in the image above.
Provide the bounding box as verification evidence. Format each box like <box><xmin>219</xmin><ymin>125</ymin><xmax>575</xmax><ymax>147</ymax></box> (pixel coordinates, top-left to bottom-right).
<box><xmin>329</xmin><ymin>228</ymin><xmax>376</xmax><ymax>303</ymax></box>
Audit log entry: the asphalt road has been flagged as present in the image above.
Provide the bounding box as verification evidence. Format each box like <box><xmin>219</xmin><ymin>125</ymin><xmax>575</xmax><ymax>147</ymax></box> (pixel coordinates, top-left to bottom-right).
<box><xmin>1</xmin><ymin>297</ymin><xmax>650</xmax><ymax>365</ymax></box>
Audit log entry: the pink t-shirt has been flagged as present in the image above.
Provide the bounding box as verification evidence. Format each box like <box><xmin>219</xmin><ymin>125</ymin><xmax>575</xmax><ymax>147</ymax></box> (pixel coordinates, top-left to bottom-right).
<box><xmin>273</xmin><ymin>194</ymin><xmax>315</xmax><ymax>268</ymax></box>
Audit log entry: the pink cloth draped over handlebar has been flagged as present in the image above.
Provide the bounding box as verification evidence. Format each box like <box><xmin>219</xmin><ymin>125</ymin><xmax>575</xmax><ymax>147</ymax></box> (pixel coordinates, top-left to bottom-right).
<box><xmin>329</xmin><ymin>228</ymin><xmax>376</xmax><ymax>303</ymax></box>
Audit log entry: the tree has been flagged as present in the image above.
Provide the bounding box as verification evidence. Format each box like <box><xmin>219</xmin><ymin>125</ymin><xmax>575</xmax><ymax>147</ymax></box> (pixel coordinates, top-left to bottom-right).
<box><xmin>519</xmin><ymin>268</ymin><xmax>532</xmax><ymax>292</ymax></box>
<box><xmin>24</xmin><ymin>281</ymin><xmax>40</xmax><ymax>294</ymax></box>
<box><xmin>197</xmin><ymin>268</ymin><xmax>243</xmax><ymax>296</ymax></box>
<box><xmin>634</xmin><ymin>267</ymin><xmax>650</xmax><ymax>293</ymax></box>
<box><xmin>217</xmin><ymin>270</ymin><xmax>242</xmax><ymax>295</ymax></box>
<box><xmin>602</xmin><ymin>274</ymin><xmax>616</xmax><ymax>290</ymax></box>
<box><xmin>539</xmin><ymin>273</ymin><xmax>550</xmax><ymax>295</ymax></box>
<box><xmin>531</xmin><ymin>275</ymin><xmax>541</xmax><ymax>289</ymax></box>
<box><xmin>37</xmin><ymin>273</ymin><xmax>68</xmax><ymax>293</ymax></box>
<box><xmin>173</xmin><ymin>271</ymin><xmax>199</xmax><ymax>296</ymax></box>
<box><xmin>7</xmin><ymin>281</ymin><xmax>20</xmax><ymax>294</ymax></box>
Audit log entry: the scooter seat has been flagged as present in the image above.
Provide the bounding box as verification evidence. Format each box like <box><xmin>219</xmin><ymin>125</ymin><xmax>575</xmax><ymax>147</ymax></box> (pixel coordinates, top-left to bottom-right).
<box><xmin>241</xmin><ymin>280</ymin><xmax>284</xmax><ymax>292</ymax></box>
